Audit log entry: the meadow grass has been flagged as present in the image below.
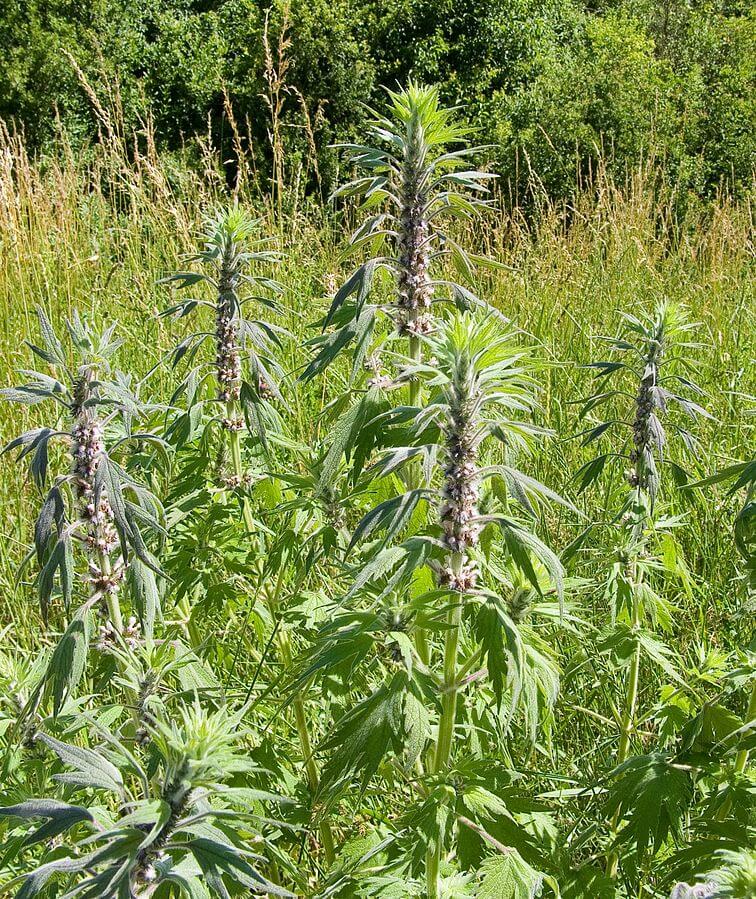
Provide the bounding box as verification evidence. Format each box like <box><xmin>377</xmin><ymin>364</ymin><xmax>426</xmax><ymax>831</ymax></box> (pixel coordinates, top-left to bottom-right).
<box><xmin>0</xmin><ymin>115</ymin><xmax>754</xmax><ymax>896</ymax></box>
<box><xmin>0</xmin><ymin>127</ymin><xmax>752</xmax><ymax>707</ymax></box>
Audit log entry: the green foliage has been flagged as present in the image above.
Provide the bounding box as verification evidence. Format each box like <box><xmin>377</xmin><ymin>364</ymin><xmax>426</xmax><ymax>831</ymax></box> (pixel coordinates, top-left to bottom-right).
<box><xmin>477</xmin><ymin>850</ymin><xmax>544</xmax><ymax>899</ymax></box>
<box><xmin>0</xmin><ymin>0</ymin><xmax>752</xmax><ymax>203</ymax></box>
<box><xmin>0</xmin><ymin>83</ymin><xmax>753</xmax><ymax>899</ymax></box>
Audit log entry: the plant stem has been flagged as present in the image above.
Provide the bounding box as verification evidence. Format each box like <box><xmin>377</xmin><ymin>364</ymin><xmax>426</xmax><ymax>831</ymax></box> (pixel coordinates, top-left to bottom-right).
<box><xmin>716</xmin><ymin>678</ymin><xmax>756</xmax><ymax>821</ymax></box>
<box><xmin>434</xmin><ymin>598</ymin><xmax>463</xmax><ymax>773</ymax></box>
<box><xmin>177</xmin><ymin>594</ymin><xmax>202</xmax><ymax>648</ymax></box>
<box><xmin>276</xmin><ymin>626</ymin><xmax>336</xmax><ymax>867</ymax></box>
<box><xmin>426</xmin><ymin>554</ymin><xmax>464</xmax><ymax>899</ymax></box>
<box><xmin>606</xmin><ymin>575</ymin><xmax>642</xmax><ymax>879</ymax></box>
<box><xmin>99</xmin><ymin>549</ymin><xmax>123</xmax><ymax>634</ymax></box>
<box><xmin>96</xmin><ymin>549</ymin><xmax>142</xmax><ymax>729</ymax></box>
<box><xmin>268</xmin><ymin>571</ymin><xmax>336</xmax><ymax>866</ymax></box>
<box><xmin>226</xmin><ymin>399</ymin><xmax>256</xmax><ymax>535</ymax></box>
<box><xmin>407</xmin><ymin>331</ymin><xmax>431</xmax><ymax>666</ymax></box>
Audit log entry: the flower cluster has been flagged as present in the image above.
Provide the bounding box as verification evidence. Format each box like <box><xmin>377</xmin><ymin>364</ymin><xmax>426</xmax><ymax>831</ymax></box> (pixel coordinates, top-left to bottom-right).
<box><xmin>135</xmin><ymin>670</ymin><xmax>158</xmax><ymax>746</ymax></box>
<box><xmin>215</xmin><ymin>293</ymin><xmax>242</xmax><ymax>405</ymax></box>
<box><xmin>71</xmin><ymin>418</ymin><xmax>104</xmax><ymax>491</ymax></box>
<box><xmin>438</xmin><ymin>557</ymin><xmax>478</xmax><ymax>592</ymax></box>
<box><xmin>70</xmin><ymin>375</ymin><xmax>120</xmax><ymax>562</ymax></box>
<box><xmin>439</xmin><ymin>395</ymin><xmax>481</xmax><ymax>591</ymax></box>
<box><xmin>440</xmin><ymin>429</ymin><xmax>481</xmax><ymax>554</ymax></box>
<box><xmin>364</xmin><ymin>354</ymin><xmax>394</xmax><ymax>390</ymax></box>
<box><xmin>669</xmin><ymin>884</ymin><xmax>715</xmax><ymax>899</ymax></box>
<box><xmin>218</xmin><ymin>471</ymin><xmax>255</xmax><ymax>490</ymax></box>
<box><xmin>87</xmin><ymin>558</ymin><xmax>124</xmax><ymax>598</ymax></box>
<box><xmin>395</xmin><ymin>135</ymin><xmax>434</xmax><ymax>335</ymax></box>
<box><xmin>627</xmin><ymin>368</ymin><xmax>656</xmax><ymax>490</ymax></box>
<box><xmin>221</xmin><ymin>415</ymin><xmax>244</xmax><ymax>432</ymax></box>
<box><xmin>96</xmin><ymin>616</ymin><xmax>141</xmax><ymax>652</ymax></box>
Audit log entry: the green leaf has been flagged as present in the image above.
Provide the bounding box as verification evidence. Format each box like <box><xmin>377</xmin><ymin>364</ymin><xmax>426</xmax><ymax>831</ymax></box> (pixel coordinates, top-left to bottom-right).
<box><xmin>350</xmin><ymin>305</ymin><xmax>377</xmax><ymax>385</ymax></box>
<box><xmin>37</xmin><ymin>531</ymin><xmax>73</xmax><ymax>620</ymax></box>
<box><xmin>0</xmin><ymin>799</ymin><xmax>94</xmax><ymax>846</ymax></box>
<box><xmin>402</xmin><ymin>689</ymin><xmax>431</xmax><ymax>770</ymax></box>
<box><xmin>39</xmin><ymin>733</ymin><xmax>124</xmax><ymax>795</ymax></box>
<box><xmin>349</xmin><ymin>489</ymin><xmax>429</xmax><ymax>551</ymax></box>
<box><xmin>316</xmin><ymin>392</ymin><xmax>367</xmax><ymax>496</ymax></box>
<box><xmin>160</xmin><ymin>271</ymin><xmax>210</xmax><ymax>288</ymax></box>
<box><xmin>244</xmin><ymin>383</ymin><xmax>275</xmax><ymax>453</ymax></box>
<box><xmin>319</xmin><ymin>673</ymin><xmax>407</xmax><ymax>795</ymax></box>
<box><xmin>573</xmin><ymin>455</ymin><xmax>610</xmax><ymax>492</ymax></box>
<box><xmin>605</xmin><ymin>753</ymin><xmax>693</xmax><ymax>858</ymax></box>
<box><xmin>477</xmin><ymin>850</ymin><xmax>545</xmax><ymax>899</ymax></box>
<box><xmin>35</xmin><ymin>305</ymin><xmax>67</xmax><ymax>367</ymax></box>
<box><xmin>14</xmin><ymin>856</ymin><xmax>90</xmax><ymax>899</ymax></box>
<box><xmin>494</xmin><ymin>517</ymin><xmax>564</xmax><ymax>604</ymax></box>
<box><xmin>475</xmin><ymin>598</ymin><xmax>524</xmax><ymax>711</ymax></box>
<box><xmin>126</xmin><ymin>559</ymin><xmax>160</xmax><ymax>639</ymax></box>
<box><xmin>482</xmin><ymin>465</ymin><xmax>578</xmax><ymax>516</ymax></box>
<box><xmin>44</xmin><ymin>604</ymin><xmax>93</xmax><ymax>715</ymax></box>
<box><xmin>187</xmin><ymin>837</ymin><xmax>293</xmax><ymax>897</ymax></box>
<box><xmin>347</xmin><ymin>537</ymin><xmax>436</xmax><ymax>600</ymax></box>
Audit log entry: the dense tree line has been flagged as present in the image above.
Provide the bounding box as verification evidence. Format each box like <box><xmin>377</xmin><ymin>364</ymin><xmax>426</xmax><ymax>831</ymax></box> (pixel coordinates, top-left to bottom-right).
<box><xmin>1</xmin><ymin>0</ymin><xmax>753</xmax><ymax>203</ymax></box>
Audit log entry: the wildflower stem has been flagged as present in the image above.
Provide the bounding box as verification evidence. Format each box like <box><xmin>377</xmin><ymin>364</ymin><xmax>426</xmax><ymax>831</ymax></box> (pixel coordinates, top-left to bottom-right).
<box><xmin>99</xmin><ymin>549</ymin><xmax>123</xmax><ymax>634</ymax></box>
<box><xmin>606</xmin><ymin>565</ymin><xmax>642</xmax><ymax>879</ymax></box>
<box><xmin>434</xmin><ymin>590</ymin><xmax>463</xmax><ymax>773</ymax></box>
<box><xmin>226</xmin><ymin>399</ymin><xmax>256</xmax><ymax>535</ymax></box>
<box><xmin>715</xmin><ymin>678</ymin><xmax>756</xmax><ymax>821</ymax></box>
<box><xmin>407</xmin><ymin>332</ymin><xmax>431</xmax><ymax>665</ymax></box>
<box><xmin>276</xmin><ymin>626</ymin><xmax>336</xmax><ymax>866</ymax></box>
<box><xmin>426</xmin><ymin>553</ymin><xmax>465</xmax><ymax>899</ymax></box>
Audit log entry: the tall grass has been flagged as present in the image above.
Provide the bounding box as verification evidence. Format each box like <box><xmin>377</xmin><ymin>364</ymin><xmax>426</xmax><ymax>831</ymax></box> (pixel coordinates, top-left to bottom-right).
<box><xmin>0</xmin><ymin>98</ymin><xmax>754</xmax><ymax>895</ymax></box>
<box><xmin>0</xmin><ymin>121</ymin><xmax>752</xmax><ymax>675</ymax></box>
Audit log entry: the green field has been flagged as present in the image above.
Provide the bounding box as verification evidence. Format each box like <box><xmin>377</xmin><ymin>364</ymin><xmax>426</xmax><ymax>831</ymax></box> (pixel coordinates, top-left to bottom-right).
<box><xmin>0</xmin><ymin>108</ymin><xmax>754</xmax><ymax>897</ymax></box>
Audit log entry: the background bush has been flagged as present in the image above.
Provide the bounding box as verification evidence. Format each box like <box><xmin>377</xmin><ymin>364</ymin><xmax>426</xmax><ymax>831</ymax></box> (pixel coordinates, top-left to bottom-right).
<box><xmin>0</xmin><ymin>0</ymin><xmax>753</xmax><ymax>204</ymax></box>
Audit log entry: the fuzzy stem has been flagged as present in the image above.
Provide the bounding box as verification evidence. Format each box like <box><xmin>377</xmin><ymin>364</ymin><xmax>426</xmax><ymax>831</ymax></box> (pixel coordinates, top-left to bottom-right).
<box><xmin>407</xmin><ymin>333</ymin><xmax>431</xmax><ymax>666</ymax></box>
<box><xmin>408</xmin><ymin>335</ymin><xmax>422</xmax><ymax>409</ymax></box>
<box><xmin>276</xmin><ymin>625</ymin><xmax>336</xmax><ymax>866</ymax></box>
<box><xmin>715</xmin><ymin>678</ymin><xmax>756</xmax><ymax>821</ymax></box>
<box><xmin>426</xmin><ymin>554</ymin><xmax>464</xmax><ymax>899</ymax></box>
<box><xmin>606</xmin><ymin>565</ymin><xmax>642</xmax><ymax>879</ymax></box>
<box><xmin>434</xmin><ymin>595</ymin><xmax>463</xmax><ymax>772</ymax></box>
<box><xmin>96</xmin><ymin>550</ymin><xmax>122</xmax><ymax>633</ymax></box>
<box><xmin>226</xmin><ymin>398</ymin><xmax>256</xmax><ymax>535</ymax></box>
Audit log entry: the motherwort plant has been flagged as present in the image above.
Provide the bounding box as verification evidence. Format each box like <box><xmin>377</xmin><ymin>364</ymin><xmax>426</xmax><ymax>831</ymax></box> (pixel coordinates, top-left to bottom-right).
<box><xmin>304</xmin><ymin>82</ymin><xmax>495</xmax><ymax>389</ymax></box>
<box><xmin>162</xmin><ymin>207</ymin><xmax>284</xmax><ymax>517</ymax></box>
<box><xmin>2</xmin><ymin>309</ymin><xmax>164</xmax><ymax>712</ymax></box>
<box><xmin>0</xmin><ymin>704</ymin><xmax>292</xmax><ymax>897</ymax></box>
<box><xmin>576</xmin><ymin>303</ymin><xmax>715</xmax><ymax>879</ymax></box>
<box><xmin>300</xmin><ymin>314</ymin><xmax>568</xmax><ymax>895</ymax></box>
<box><xmin>163</xmin><ymin>209</ymin><xmax>341</xmax><ymax>863</ymax></box>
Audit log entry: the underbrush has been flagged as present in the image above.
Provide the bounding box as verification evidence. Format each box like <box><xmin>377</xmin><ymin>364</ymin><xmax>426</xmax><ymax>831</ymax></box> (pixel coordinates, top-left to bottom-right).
<box><xmin>0</xmin><ymin>88</ymin><xmax>753</xmax><ymax>898</ymax></box>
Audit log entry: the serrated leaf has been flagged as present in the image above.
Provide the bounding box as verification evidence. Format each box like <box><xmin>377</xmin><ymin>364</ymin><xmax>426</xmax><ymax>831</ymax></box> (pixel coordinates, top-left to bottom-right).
<box><xmin>605</xmin><ymin>753</ymin><xmax>693</xmax><ymax>858</ymax></box>
<box><xmin>349</xmin><ymin>489</ymin><xmax>429</xmax><ymax>551</ymax></box>
<box><xmin>402</xmin><ymin>689</ymin><xmax>431</xmax><ymax>770</ymax></box>
<box><xmin>44</xmin><ymin>605</ymin><xmax>93</xmax><ymax>715</ymax></box>
<box><xmin>39</xmin><ymin>733</ymin><xmax>124</xmax><ymax>795</ymax></box>
<box><xmin>187</xmin><ymin>837</ymin><xmax>293</xmax><ymax>897</ymax></box>
<box><xmin>319</xmin><ymin>673</ymin><xmax>407</xmax><ymax>796</ymax></box>
<box><xmin>477</xmin><ymin>850</ymin><xmax>544</xmax><ymax>899</ymax></box>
